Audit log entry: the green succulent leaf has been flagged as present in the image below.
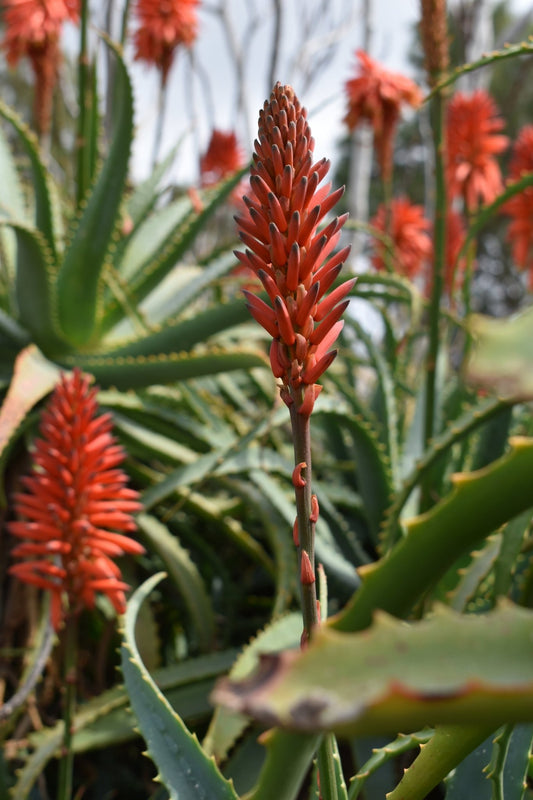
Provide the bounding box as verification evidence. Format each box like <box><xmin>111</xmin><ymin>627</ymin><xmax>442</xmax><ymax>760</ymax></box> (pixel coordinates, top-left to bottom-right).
<box><xmin>136</xmin><ymin>514</ymin><xmax>215</xmax><ymax>652</ymax></box>
<box><xmin>56</xmin><ymin>37</ymin><xmax>133</xmax><ymax>346</ymax></box>
<box><xmin>120</xmin><ymin>572</ymin><xmax>239</xmax><ymax>800</ymax></box>
<box><xmin>334</xmin><ymin>436</ymin><xmax>533</xmax><ymax>633</ymax></box>
<box><xmin>0</xmin><ymin>98</ymin><xmax>57</xmax><ymax>258</ymax></box>
<box><xmin>6</xmin><ymin>223</ymin><xmax>65</xmax><ymax>351</ymax></box>
<box><xmin>60</xmin><ymin>347</ymin><xmax>268</xmax><ymax>389</ymax></box>
<box><xmin>213</xmin><ymin>602</ymin><xmax>533</xmax><ymax>737</ymax></box>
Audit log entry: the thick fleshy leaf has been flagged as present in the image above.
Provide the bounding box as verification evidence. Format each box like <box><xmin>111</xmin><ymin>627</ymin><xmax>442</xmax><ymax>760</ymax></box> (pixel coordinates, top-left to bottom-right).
<box><xmin>333</xmin><ymin>436</ymin><xmax>533</xmax><ymax>633</ymax></box>
<box><xmin>8</xmin><ymin>224</ymin><xmax>64</xmax><ymax>351</ymax></box>
<box><xmin>56</xmin><ymin>39</ymin><xmax>133</xmax><ymax>346</ymax></box>
<box><xmin>213</xmin><ymin>603</ymin><xmax>533</xmax><ymax>737</ymax></box>
<box><xmin>120</xmin><ymin>572</ymin><xmax>239</xmax><ymax>800</ymax></box>
<box><xmin>467</xmin><ymin>307</ymin><xmax>533</xmax><ymax>399</ymax></box>
<box><xmin>136</xmin><ymin>514</ymin><xmax>215</xmax><ymax>652</ymax></box>
<box><xmin>0</xmin><ymin>98</ymin><xmax>57</xmax><ymax>257</ymax></box>
<box><xmin>60</xmin><ymin>348</ymin><xmax>268</xmax><ymax>389</ymax></box>
<box><xmin>0</xmin><ymin>345</ymin><xmax>60</xmax><ymax>461</ymax></box>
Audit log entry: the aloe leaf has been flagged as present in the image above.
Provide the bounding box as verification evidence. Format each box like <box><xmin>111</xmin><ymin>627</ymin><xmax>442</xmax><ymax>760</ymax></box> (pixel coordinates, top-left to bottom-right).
<box><xmin>101</xmin><ymin>167</ymin><xmax>248</xmax><ymax>333</ymax></box>
<box><xmin>0</xmin><ymin>99</ymin><xmax>57</xmax><ymax>258</ymax></box>
<box><xmin>56</xmin><ymin>37</ymin><xmax>133</xmax><ymax>346</ymax></box>
<box><xmin>204</xmin><ymin>613</ymin><xmax>302</xmax><ymax>763</ymax></box>
<box><xmin>136</xmin><ymin>514</ymin><xmax>215</xmax><ymax>652</ymax></box>
<box><xmin>13</xmin><ymin>650</ymin><xmax>237</xmax><ymax>799</ymax></box>
<box><xmin>467</xmin><ymin>307</ymin><xmax>533</xmax><ymax>399</ymax></box>
<box><xmin>334</xmin><ymin>436</ymin><xmax>533</xmax><ymax>633</ymax></box>
<box><xmin>101</xmin><ymin>299</ymin><xmax>252</xmax><ymax>358</ymax></box>
<box><xmin>245</xmin><ymin>729</ymin><xmax>320</xmax><ymax>800</ymax></box>
<box><xmin>348</xmin><ymin>729</ymin><xmax>433</xmax><ymax>800</ymax></box>
<box><xmin>60</xmin><ymin>348</ymin><xmax>268</xmax><ymax>389</ymax></box>
<box><xmin>388</xmin><ymin>725</ymin><xmax>495</xmax><ymax>800</ymax></box>
<box><xmin>120</xmin><ymin>572</ymin><xmax>239</xmax><ymax>800</ymax></box>
<box><xmin>213</xmin><ymin>602</ymin><xmax>533</xmax><ymax>736</ymax></box>
<box><xmin>0</xmin><ymin>345</ymin><xmax>60</xmax><ymax>462</ymax></box>
<box><xmin>316</xmin><ymin>734</ymin><xmax>349</xmax><ymax>800</ymax></box>
<box><xmin>7</xmin><ymin>223</ymin><xmax>64</xmax><ymax>351</ymax></box>
<box><xmin>486</xmin><ymin>723</ymin><xmax>533</xmax><ymax>800</ymax></box>
<box><xmin>127</xmin><ymin>142</ymin><xmax>181</xmax><ymax>226</ymax></box>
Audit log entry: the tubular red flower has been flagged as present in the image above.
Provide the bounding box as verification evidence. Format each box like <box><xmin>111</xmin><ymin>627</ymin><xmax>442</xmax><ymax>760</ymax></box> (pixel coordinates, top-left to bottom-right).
<box><xmin>8</xmin><ymin>369</ymin><xmax>144</xmax><ymax>631</ymax></box>
<box><xmin>344</xmin><ymin>50</ymin><xmax>423</xmax><ymax>180</ymax></box>
<box><xmin>134</xmin><ymin>0</ymin><xmax>199</xmax><ymax>82</ymax></box>
<box><xmin>2</xmin><ymin>0</ymin><xmax>80</xmax><ymax>134</ymax></box>
<box><xmin>371</xmin><ymin>196</ymin><xmax>432</xmax><ymax>279</ymax></box>
<box><xmin>501</xmin><ymin>125</ymin><xmax>533</xmax><ymax>288</ymax></box>
<box><xmin>446</xmin><ymin>89</ymin><xmax>508</xmax><ymax>211</ymax></box>
<box><xmin>237</xmin><ymin>83</ymin><xmax>353</xmax><ymax>416</ymax></box>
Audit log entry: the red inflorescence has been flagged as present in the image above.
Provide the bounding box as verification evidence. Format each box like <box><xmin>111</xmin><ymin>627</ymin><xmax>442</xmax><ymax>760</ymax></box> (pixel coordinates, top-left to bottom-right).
<box><xmin>200</xmin><ymin>129</ymin><xmax>245</xmax><ymax>187</ymax></box>
<box><xmin>2</xmin><ymin>0</ymin><xmax>80</xmax><ymax>133</ymax></box>
<box><xmin>502</xmin><ymin>125</ymin><xmax>533</xmax><ymax>288</ymax></box>
<box><xmin>134</xmin><ymin>0</ymin><xmax>199</xmax><ymax>82</ymax></box>
<box><xmin>344</xmin><ymin>50</ymin><xmax>423</xmax><ymax>181</ymax></box>
<box><xmin>8</xmin><ymin>369</ymin><xmax>144</xmax><ymax>631</ymax></box>
<box><xmin>446</xmin><ymin>89</ymin><xmax>508</xmax><ymax>211</ymax></box>
<box><xmin>371</xmin><ymin>196</ymin><xmax>432</xmax><ymax>279</ymax></box>
<box><xmin>235</xmin><ymin>83</ymin><xmax>354</xmax><ymax>417</ymax></box>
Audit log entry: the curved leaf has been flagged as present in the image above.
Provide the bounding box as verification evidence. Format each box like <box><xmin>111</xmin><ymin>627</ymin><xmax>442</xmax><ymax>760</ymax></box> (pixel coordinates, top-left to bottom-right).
<box><xmin>136</xmin><ymin>514</ymin><xmax>215</xmax><ymax>652</ymax></box>
<box><xmin>213</xmin><ymin>602</ymin><xmax>533</xmax><ymax>736</ymax></box>
<box><xmin>56</xmin><ymin>38</ymin><xmax>133</xmax><ymax>346</ymax></box>
<box><xmin>120</xmin><ymin>572</ymin><xmax>239</xmax><ymax>800</ymax></box>
<box><xmin>60</xmin><ymin>348</ymin><xmax>268</xmax><ymax>389</ymax></box>
<box><xmin>333</xmin><ymin>436</ymin><xmax>533</xmax><ymax>633</ymax></box>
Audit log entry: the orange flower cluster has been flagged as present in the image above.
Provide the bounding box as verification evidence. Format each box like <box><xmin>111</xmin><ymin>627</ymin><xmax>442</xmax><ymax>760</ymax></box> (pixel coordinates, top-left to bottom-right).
<box><xmin>134</xmin><ymin>0</ymin><xmax>199</xmax><ymax>82</ymax></box>
<box><xmin>502</xmin><ymin>125</ymin><xmax>533</xmax><ymax>287</ymax></box>
<box><xmin>235</xmin><ymin>83</ymin><xmax>353</xmax><ymax>417</ymax></box>
<box><xmin>2</xmin><ymin>0</ymin><xmax>80</xmax><ymax>133</ymax></box>
<box><xmin>371</xmin><ymin>197</ymin><xmax>432</xmax><ymax>279</ymax></box>
<box><xmin>9</xmin><ymin>369</ymin><xmax>144</xmax><ymax>631</ymax></box>
<box><xmin>200</xmin><ymin>129</ymin><xmax>245</xmax><ymax>187</ymax></box>
<box><xmin>344</xmin><ymin>50</ymin><xmax>423</xmax><ymax>180</ymax></box>
<box><xmin>446</xmin><ymin>89</ymin><xmax>508</xmax><ymax>211</ymax></box>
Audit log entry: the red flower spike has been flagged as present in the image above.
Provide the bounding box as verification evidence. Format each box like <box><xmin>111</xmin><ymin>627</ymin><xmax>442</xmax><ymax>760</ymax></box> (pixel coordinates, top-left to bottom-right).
<box><xmin>236</xmin><ymin>83</ymin><xmax>352</xmax><ymax>417</ymax></box>
<box><xmin>446</xmin><ymin>89</ymin><xmax>508</xmax><ymax>211</ymax></box>
<box><xmin>134</xmin><ymin>0</ymin><xmax>199</xmax><ymax>83</ymax></box>
<box><xmin>2</xmin><ymin>0</ymin><xmax>80</xmax><ymax>134</ymax></box>
<box><xmin>344</xmin><ymin>50</ymin><xmax>423</xmax><ymax>180</ymax></box>
<box><xmin>8</xmin><ymin>369</ymin><xmax>144</xmax><ymax>631</ymax></box>
<box><xmin>502</xmin><ymin>125</ymin><xmax>533</xmax><ymax>287</ymax></box>
<box><xmin>371</xmin><ymin>197</ymin><xmax>432</xmax><ymax>279</ymax></box>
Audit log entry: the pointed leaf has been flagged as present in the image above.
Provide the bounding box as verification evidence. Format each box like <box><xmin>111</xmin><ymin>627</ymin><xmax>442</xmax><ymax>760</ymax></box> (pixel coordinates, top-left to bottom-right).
<box><xmin>56</xmin><ymin>38</ymin><xmax>133</xmax><ymax>346</ymax></box>
<box><xmin>213</xmin><ymin>603</ymin><xmax>533</xmax><ymax>737</ymax></box>
<box><xmin>120</xmin><ymin>572</ymin><xmax>239</xmax><ymax>800</ymax></box>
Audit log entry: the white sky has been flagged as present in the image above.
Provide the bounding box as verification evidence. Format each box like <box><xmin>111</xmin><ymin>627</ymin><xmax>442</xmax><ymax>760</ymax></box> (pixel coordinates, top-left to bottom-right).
<box><xmin>122</xmin><ymin>0</ymin><xmax>532</xmax><ymax>185</ymax></box>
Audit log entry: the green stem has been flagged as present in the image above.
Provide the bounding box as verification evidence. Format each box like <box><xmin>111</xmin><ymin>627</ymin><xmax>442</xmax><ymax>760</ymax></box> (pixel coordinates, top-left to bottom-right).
<box><xmin>152</xmin><ymin>74</ymin><xmax>168</xmax><ymax>170</ymax></box>
<box><xmin>288</xmin><ymin>406</ymin><xmax>318</xmax><ymax>642</ymax></box>
<box><xmin>420</xmin><ymin>83</ymin><xmax>447</xmax><ymax>513</ymax></box>
<box><xmin>317</xmin><ymin>733</ymin><xmax>348</xmax><ymax>800</ymax></box>
<box><xmin>57</xmin><ymin>613</ymin><xmax>78</xmax><ymax>800</ymax></box>
<box><xmin>76</xmin><ymin>0</ymin><xmax>89</xmax><ymax>208</ymax></box>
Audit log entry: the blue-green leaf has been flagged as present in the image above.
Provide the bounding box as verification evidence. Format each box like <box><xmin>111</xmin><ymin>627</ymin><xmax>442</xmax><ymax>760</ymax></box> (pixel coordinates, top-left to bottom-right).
<box><xmin>120</xmin><ymin>572</ymin><xmax>239</xmax><ymax>800</ymax></box>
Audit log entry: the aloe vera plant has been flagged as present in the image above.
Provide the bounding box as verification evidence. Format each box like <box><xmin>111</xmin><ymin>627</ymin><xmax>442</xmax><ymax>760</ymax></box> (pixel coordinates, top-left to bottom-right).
<box><xmin>3</xmin><ymin>1</ymin><xmax>533</xmax><ymax>799</ymax></box>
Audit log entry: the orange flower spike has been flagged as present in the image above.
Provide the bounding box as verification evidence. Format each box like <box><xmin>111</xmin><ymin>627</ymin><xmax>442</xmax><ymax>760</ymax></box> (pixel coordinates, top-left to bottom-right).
<box><xmin>134</xmin><ymin>0</ymin><xmax>199</xmax><ymax>83</ymax></box>
<box><xmin>344</xmin><ymin>50</ymin><xmax>423</xmax><ymax>180</ymax></box>
<box><xmin>9</xmin><ymin>369</ymin><xmax>144</xmax><ymax>631</ymax></box>
<box><xmin>446</xmin><ymin>89</ymin><xmax>509</xmax><ymax>211</ymax></box>
<box><xmin>237</xmin><ymin>83</ymin><xmax>353</xmax><ymax>417</ymax></box>
<box><xmin>371</xmin><ymin>197</ymin><xmax>432</xmax><ymax>279</ymax></box>
<box><xmin>2</xmin><ymin>0</ymin><xmax>80</xmax><ymax>134</ymax></box>
<box><xmin>502</xmin><ymin>125</ymin><xmax>533</xmax><ymax>287</ymax></box>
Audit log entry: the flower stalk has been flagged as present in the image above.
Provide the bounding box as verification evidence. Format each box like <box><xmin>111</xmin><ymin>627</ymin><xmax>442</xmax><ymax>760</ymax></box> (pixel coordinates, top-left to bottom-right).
<box><xmin>235</xmin><ymin>83</ymin><xmax>352</xmax><ymax>642</ymax></box>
